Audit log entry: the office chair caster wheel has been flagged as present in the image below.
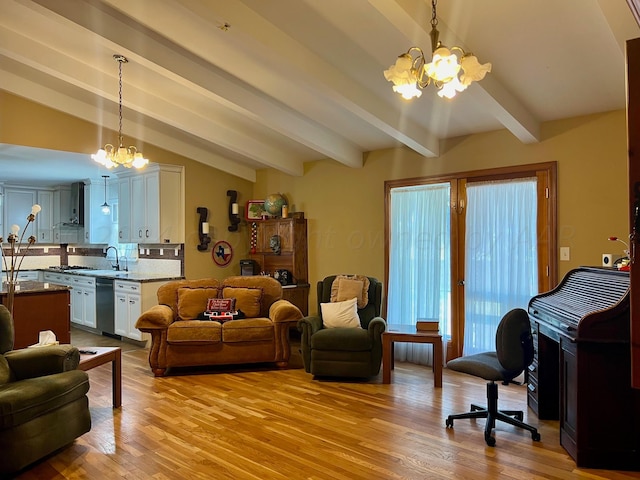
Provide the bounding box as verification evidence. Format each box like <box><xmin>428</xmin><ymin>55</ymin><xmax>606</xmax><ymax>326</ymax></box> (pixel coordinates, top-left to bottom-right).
<box><xmin>484</xmin><ymin>433</ymin><xmax>496</xmax><ymax>447</ymax></box>
<box><xmin>532</xmin><ymin>432</ymin><xmax>541</xmax><ymax>441</ymax></box>
<box><xmin>445</xmin><ymin>417</ymin><xmax>454</xmax><ymax>428</ymax></box>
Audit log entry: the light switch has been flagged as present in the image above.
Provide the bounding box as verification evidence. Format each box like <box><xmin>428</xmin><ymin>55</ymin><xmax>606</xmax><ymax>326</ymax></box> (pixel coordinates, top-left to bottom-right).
<box><xmin>560</xmin><ymin>247</ymin><xmax>570</xmax><ymax>261</ymax></box>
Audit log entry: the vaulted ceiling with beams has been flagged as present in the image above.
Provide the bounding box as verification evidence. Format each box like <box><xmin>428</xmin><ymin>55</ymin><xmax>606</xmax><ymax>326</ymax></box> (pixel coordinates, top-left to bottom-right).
<box><xmin>1</xmin><ymin>0</ymin><xmax>640</xmax><ymax>185</ymax></box>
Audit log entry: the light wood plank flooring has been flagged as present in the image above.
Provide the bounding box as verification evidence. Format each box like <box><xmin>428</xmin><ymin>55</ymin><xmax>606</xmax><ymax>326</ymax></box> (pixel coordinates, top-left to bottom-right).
<box><xmin>13</xmin><ymin>328</ymin><xmax>640</xmax><ymax>479</ymax></box>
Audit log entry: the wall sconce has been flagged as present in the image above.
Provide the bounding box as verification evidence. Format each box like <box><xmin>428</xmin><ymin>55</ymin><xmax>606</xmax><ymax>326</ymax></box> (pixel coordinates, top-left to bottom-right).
<box><xmin>227</xmin><ymin>190</ymin><xmax>241</xmax><ymax>232</ymax></box>
<box><xmin>197</xmin><ymin>206</ymin><xmax>211</xmax><ymax>251</ymax></box>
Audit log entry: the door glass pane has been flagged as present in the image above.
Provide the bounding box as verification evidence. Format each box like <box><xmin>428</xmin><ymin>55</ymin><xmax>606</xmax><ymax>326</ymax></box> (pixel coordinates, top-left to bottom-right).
<box><xmin>388</xmin><ymin>183</ymin><xmax>451</xmax><ymax>364</ymax></box>
<box><xmin>463</xmin><ymin>178</ymin><xmax>538</xmax><ymax>355</ymax></box>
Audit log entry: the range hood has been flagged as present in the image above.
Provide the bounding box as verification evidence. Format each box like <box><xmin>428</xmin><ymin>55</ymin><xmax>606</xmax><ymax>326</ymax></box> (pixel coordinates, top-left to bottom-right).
<box><xmin>62</xmin><ymin>182</ymin><xmax>85</xmax><ymax>226</ymax></box>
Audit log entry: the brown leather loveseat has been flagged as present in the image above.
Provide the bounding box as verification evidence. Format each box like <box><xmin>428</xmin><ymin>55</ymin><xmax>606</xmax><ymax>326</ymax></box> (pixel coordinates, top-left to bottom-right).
<box><xmin>135</xmin><ymin>276</ymin><xmax>303</xmax><ymax>376</ymax></box>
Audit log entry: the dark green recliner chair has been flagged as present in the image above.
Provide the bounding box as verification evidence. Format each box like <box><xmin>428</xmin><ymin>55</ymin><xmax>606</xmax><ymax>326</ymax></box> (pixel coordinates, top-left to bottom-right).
<box><xmin>297</xmin><ymin>275</ymin><xmax>386</xmax><ymax>378</ymax></box>
<box><xmin>0</xmin><ymin>305</ymin><xmax>92</xmax><ymax>475</ymax></box>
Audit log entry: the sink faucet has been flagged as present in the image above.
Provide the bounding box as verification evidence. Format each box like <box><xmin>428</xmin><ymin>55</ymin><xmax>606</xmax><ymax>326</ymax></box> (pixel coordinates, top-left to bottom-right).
<box><xmin>105</xmin><ymin>246</ymin><xmax>120</xmax><ymax>271</ymax></box>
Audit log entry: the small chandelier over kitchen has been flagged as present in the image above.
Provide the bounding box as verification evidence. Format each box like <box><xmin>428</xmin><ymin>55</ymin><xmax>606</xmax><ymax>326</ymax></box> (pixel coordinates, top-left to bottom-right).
<box><xmin>92</xmin><ymin>54</ymin><xmax>149</xmax><ymax>169</ymax></box>
<box><xmin>100</xmin><ymin>175</ymin><xmax>111</xmax><ymax>215</ymax></box>
<box><xmin>383</xmin><ymin>0</ymin><xmax>491</xmax><ymax>100</ymax></box>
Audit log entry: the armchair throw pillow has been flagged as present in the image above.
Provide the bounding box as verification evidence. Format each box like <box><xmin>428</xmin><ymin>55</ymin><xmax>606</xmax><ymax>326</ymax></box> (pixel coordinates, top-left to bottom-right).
<box><xmin>330</xmin><ymin>275</ymin><xmax>370</xmax><ymax>309</ymax></box>
<box><xmin>321</xmin><ymin>297</ymin><xmax>361</xmax><ymax>329</ymax></box>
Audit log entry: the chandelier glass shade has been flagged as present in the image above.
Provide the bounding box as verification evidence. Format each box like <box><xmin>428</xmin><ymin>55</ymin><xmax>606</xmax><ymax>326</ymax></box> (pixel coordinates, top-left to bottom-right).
<box><xmin>92</xmin><ymin>54</ymin><xmax>149</xmax><ymax>169</ymax></box>
<box><xmin>383</xmin><ymin>0</ymin><xmax>491</xmax><ymax>100</ymax></box>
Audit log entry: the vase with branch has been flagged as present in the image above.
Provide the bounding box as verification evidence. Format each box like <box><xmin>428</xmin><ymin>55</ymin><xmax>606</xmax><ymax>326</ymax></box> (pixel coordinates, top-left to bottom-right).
<box><xmin>1</xmin><ymin>204</ymin><xmax>41</xmax><ymax>318</ymax></box>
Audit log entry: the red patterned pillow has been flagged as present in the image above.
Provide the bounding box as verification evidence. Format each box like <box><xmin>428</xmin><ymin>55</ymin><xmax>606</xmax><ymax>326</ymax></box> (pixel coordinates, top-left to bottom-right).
<box><xmin>206</xmin><ymin>297</ymin><xmax>236</xmax><ymax>313</ymax></box>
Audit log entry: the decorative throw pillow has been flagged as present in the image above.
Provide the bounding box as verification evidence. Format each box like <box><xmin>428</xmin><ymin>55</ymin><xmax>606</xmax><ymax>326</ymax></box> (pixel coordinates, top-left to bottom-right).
<box><xmin>321</xmin><ymin>297</ymin><xmax>361</xmax><ymax>329</ymax></box>
<box><xmin>206</xmin><ymin>297</ymin><xmax>236</xmax><ymax>313</ymax></box>
<box><xmin>177</xmin><ymin>287</ymin><xmax>219</xmax><ymax>320</ymax></box>
<box><xmin>330</xmin><ymin>275</ymin><xmax>370</xmax><ymax>309</ymax></box>
<box><xmin>222</xmin><ymin>287</ymin><xmax>262</xmax><ymax>318</ymax></box>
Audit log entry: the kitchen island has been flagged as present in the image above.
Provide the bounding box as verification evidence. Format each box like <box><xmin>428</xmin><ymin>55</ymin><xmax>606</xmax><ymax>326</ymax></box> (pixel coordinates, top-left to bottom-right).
<box><xmin>0</xmin><ymin>281</ymin><xmax>71</xmax><ymax>349</ymax></box>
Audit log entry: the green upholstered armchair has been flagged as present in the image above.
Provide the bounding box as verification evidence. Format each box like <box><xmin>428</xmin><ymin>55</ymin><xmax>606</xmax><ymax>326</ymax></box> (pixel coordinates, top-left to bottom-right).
<box><xmin>0</xmin><ymin>305</ymin><xmax>91</xmax><ymax>476</ymax></box>
<box><xmin>297</xmin><ymin>275</ymin><xmax>386</xmax><ymax>378</ymax></box>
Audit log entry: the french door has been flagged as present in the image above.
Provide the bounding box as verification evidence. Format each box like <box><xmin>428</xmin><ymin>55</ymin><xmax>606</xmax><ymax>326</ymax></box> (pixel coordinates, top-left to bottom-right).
<box><xmin>385</xmin><ymin>162</ymin><xmax>556</xmax><ymax>362</ymax></box>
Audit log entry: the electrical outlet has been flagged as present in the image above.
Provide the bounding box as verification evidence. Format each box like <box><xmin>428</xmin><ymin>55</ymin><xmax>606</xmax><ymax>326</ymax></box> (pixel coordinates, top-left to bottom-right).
<box><xmin>560</xmin><ymin>247</ymin><xmax>570</xmax><ymax>261</ymax></box>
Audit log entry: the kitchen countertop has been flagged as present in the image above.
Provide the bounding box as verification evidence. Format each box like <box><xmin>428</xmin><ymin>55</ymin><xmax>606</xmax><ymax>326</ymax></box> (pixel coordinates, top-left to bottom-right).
<box><xmin>40</xmin><ymin>269</ymin><xmax>184</xmax><ymax>283</ymax></box>
<box><xmin>1</xmin><ymin>281</ymin><xmax>70</xmax><ymax>294</ymax></box>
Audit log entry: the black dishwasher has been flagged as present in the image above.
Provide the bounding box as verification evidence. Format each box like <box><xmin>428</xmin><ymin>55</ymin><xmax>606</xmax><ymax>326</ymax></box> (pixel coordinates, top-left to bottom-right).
<box><xmin>95</xmin><ymin>278</ymin><xmax>117</xmax><ymax>338</ymax></box>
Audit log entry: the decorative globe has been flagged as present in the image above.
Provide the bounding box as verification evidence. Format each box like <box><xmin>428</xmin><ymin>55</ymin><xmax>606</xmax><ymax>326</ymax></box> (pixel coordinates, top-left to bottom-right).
<box><xmin>264</xmin><ymin>193</ymin><xmax>286</xmax><ymax>216</ymax></box>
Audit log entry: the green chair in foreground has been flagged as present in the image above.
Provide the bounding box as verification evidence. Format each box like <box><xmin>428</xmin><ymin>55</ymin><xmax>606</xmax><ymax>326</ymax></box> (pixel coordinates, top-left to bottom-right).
<box><xmin>0</xmin><ymin>305</ymin><xmax>91</xmax><ymax>476</ymax></box>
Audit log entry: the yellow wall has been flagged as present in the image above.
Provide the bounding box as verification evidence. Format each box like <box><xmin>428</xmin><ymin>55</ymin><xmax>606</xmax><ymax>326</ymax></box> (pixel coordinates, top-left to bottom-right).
<box><xmin>254</xmin><ymin>110</ymin><xmax>629</xmax><ymax>313</ymax></box>
<box><xmin>2</xmin><ymin>91</ymin><xmax>630</xmax><ymax>308</ymax></box>
<box><xmin>0</xmin><ymin>91</ymin><xmax>252</xmax><ymax>280</ymax></box>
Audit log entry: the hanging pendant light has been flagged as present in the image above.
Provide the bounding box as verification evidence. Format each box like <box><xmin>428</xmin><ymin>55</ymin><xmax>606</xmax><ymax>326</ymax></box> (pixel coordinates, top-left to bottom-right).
<box><xmin>92</xmin><ymin>54</ymin><xmax>149</xmax><ymax>169</ymax></box>
<box><xmin>100</xmin><ymin>175</ymin><xmax>111</xmax><ymax>215</ymax></box>
<box><xmin>383</xmin><ymin>0</ymin><xmax>491</xmax><ymax>100</ymax></box>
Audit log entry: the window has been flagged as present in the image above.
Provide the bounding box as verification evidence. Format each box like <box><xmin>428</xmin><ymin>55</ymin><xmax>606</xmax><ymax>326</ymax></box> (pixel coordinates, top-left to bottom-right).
<box><xmin>385</xmin><ymin>162</ymin><xmax>556</xmax><ymax>363</ymax></box>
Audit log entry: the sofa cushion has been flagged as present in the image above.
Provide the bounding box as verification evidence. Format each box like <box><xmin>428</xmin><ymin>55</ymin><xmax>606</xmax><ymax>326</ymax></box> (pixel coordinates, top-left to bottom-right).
<box><xmin>311</xmin><ymin>327</ymin><xmax>373</xmax><ymax>352</ymax></box>
<box><xmin>177</xmin><ymin>287</ymin><xmax>219</xmax><ymax>320</ymax></box>
<box><xmin>222</xmin><ymin>318</ymin><xmax>274</xmax><ymax>343</ymax></box>
<box><xmin>167</xmin><ymin>320</ymin><xmax>222</xmax><ymax>344</ymax></box>
<box><xmin>330</xmin><ymin>275</ymin><xmax>370</xmax><ymax>309</ymax></box>
<box><xmin>222</xmin><ymin>287</ymin><xmax>262</xmax><ymax>318</ymax></box>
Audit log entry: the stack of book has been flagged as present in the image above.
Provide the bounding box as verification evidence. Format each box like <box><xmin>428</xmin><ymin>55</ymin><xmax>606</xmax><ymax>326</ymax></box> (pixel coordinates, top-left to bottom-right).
<box><xmin>416</xmin><ymin>319</ymin><xmax>439</xmax><ymax>332</ymax></box>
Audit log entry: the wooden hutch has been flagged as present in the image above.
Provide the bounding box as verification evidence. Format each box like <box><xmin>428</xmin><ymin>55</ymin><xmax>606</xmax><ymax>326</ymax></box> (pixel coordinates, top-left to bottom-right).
<box><xmin>249</xmin><ymin>214</ymin><xmax>309</xmax><ymax>315</ymax></box>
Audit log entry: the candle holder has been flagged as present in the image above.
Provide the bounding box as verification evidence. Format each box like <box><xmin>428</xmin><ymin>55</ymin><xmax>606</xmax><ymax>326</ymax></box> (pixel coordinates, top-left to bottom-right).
<box><xmin>227</xmin><ymin>190</ymin><xmax>241</xmax><ymax>232</ymax></box>
<box><xmin>197</xmin><ymin>207</ymin><xmax>211</xmax><ymax>251</ymax></box>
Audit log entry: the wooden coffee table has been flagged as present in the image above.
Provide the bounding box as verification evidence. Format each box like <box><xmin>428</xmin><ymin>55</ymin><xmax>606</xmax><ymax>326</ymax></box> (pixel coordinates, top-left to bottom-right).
<box><xmin>382</xmin><ymin>324</ymin><xmax>443</xmax><ymax>387</ymax></box>
<box><xmin>78</xmin><ymin>346</ymin><xmax>122</xmax><ymax>408</ymax></box>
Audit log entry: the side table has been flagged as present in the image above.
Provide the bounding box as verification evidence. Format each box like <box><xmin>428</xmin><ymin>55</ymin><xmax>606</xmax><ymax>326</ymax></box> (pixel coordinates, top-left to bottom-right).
<box><xmin>382</xmin><ymin>324</ymin><xmax>443</xmax><ymax>387</ymax></box>
<box><xmin>78</xmin><ymin>346</ymin><xmax>122</xmax><ymax>408</ymax></box>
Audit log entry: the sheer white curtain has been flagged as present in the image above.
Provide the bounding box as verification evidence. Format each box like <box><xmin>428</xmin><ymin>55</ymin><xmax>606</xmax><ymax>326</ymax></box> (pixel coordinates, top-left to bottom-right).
<box><xmin>388</xmin><ymin>183</ymin><xmax>451</xmax><ymax>365</ymax></box>
<box><xmin>463</xmin><ymin>178</ymin><xmax>538</xmax><ymax>355</ymax></box>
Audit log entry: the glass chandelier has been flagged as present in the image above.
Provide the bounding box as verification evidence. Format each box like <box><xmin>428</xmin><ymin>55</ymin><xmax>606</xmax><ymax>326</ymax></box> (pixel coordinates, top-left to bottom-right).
<box><xmin>92</xmin><ymin>54</ymin><xmax>149</xmax><ymax>169</ymax></box>
<box><xmin>383</xmin><ymin>0</ymin><xmax>491</xmax><ymax>100</ymax></box>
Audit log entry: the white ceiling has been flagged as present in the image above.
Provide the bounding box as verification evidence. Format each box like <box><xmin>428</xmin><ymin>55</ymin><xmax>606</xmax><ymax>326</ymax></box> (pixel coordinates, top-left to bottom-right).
<box><xmin>1</xmin><ymin>0</ymin><xmax>640</xmax><ymax>187</ymax></box>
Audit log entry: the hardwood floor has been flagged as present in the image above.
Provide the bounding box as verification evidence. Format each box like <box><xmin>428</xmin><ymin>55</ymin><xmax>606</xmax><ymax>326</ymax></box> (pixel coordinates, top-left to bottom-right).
<box><xmin>13</xmin><ymin>328</ymin><xmax>640</xmax><ymax>479</ymax></box>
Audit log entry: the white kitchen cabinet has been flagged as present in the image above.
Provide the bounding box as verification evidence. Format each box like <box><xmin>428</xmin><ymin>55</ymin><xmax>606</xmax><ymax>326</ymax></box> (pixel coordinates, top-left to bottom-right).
<box><xmin>70</xmin><ymin>276</ymin><xmax>96</xmax><ymax>328</ymax></box>
<box><xmin>118</xmin><ymin>164</ymin><xmax>184</xmax><ymax>244</ymax></box>
<box><xmin>43</xmin><ymin>272</ymin><xmax>74</xmax><ymax>286</ymax></box>
<box><xmin>17</xmin><ymin>271</ymin><xmax>40</xmax><ymax>281</ymax></box>
<box><xmin>3</xmin><ymin>188</ymin><xmax>37</xmax><ymax>240</ymax></box>
<box><xmin>2</xmin><ymin>270</ymin><xmax>41</xmax><ymax>283</ymax></box>
<box><xmin>117</xmin><ymin>177</ymin><xmax>131</xmax><ymax>242</ymax></box>
<box><xmin>36</xmin><ymin>190</ymin><xmax>54</xmax><ymax>243</ymax></box>
<box><xmin>130</xmin><ymin>174</ymin><xmax>145</xmax><ymax>243</ymax></box>
<box><xmin>114</xmin><ymin>280</ymin><xmax>142</xmax><ymax>340</ymax></box>
<box><xmin>4</xmin><ymin>187</ymin><xmax>56</xmax><ymax>244</ymax></box>
<box><xmin>82</xmin><ymin>179</ymin><xmax>112</xmax><ymax>244</ymax></box>
<box><xmin>114</xmin><ymin>279</ymin><xmax>168</xmax><ymax>342</ymax></box>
